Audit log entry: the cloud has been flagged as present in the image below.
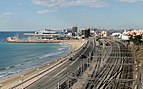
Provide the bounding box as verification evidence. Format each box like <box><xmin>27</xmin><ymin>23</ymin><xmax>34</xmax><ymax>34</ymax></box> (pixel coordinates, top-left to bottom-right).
<box><xmin>0</xmin><ymin>12</ymin><xmax>18</xmax><ymax>16</ymax></box>
<box><xmin>32</xmin><ymin>0</ymin><xmax>108</xmax><ymax>13</ymax></box>
<box><xmin>32</xmin><ymin>0</ymin><xmax>108</xmax><ymax>8</ymax></box>
<box><xmin>36</xmin><ymin>9</ymin><xmax>56</xmax><ymax>14</ymax></box>
<box><xmin>119</xmin><ymin>0</ymin><xmax>143</xmax><ymax>3</ymax></box>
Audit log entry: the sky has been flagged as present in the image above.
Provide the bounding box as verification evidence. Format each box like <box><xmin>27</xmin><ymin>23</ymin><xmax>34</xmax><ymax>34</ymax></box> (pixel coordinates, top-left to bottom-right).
<box><xmin>0</xmin><ymin>0</ymin><xmax>143</xmax><ymax>31</ymax></box>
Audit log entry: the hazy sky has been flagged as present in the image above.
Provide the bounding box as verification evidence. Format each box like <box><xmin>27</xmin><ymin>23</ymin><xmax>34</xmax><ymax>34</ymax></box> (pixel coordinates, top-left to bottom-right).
<box><xmin>0</xmin><ymin>0</ymin><xmax>143</xmax><ymax>31</ymax></box>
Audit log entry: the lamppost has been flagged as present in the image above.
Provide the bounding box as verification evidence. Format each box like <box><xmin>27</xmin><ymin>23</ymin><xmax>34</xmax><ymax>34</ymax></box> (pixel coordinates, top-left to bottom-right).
<box><xmin>37</xmin><ymin>68</ymin><xmax>39</xmax><ymax>79</ymax></box>
<box><xmin>37</xmin><ymin>68</ymin><xmax>39</xmax><ymax>73</ymax></box>
<box><xmin>21</xmin><ymin>75</ymin><xmax>24</xmax><ymax>88</ymax></box>
<box><xmin>57</xmin><ymin>82</ymin><xmax>60</xmax><ymax>89</ymax></box>
<box><xmin>80</xmin><ymin>59</ymin><xmax>83</xmax><ymax>76</ymax></box>
<box><xmin>47</xmin><ymin>63</ymin><xmax>49</xmax><ymax>66</ymax></box>
<box><xmin>66</xmin><ymin>72</ymin><xmax>70</xmax><ymax>89</ymax></box>
<box><xmin>21</xmin><ymin>75</ymin><xmax>24</xmax><ymax>82</ymax></box>
<box><xmin>0</xmin><ymin>83</ymin><xmax>2</xmax><ymax>89</ymax></box>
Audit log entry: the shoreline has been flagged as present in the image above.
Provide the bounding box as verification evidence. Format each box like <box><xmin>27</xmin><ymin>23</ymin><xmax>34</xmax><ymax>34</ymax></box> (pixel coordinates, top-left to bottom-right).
<box><xmin>0</xmin><ymin>42</ymin><xmax>69</xmax><ymax>80</ymax></box>
<box><xmin>0</xmin><ymin>40</ymin><xmax>85</xmax><ymax>89</ymax></box>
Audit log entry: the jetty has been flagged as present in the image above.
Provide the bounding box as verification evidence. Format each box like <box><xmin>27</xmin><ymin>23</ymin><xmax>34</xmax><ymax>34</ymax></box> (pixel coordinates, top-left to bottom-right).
<box><xmin>5</xmin><ymin>37</ymin><xmax>62</xmax><ymax>43</ymax></box>
<box><xmin>5</xmin><ymin>28</ymin><xmax>82</xmax><ymax>43</ymax></box>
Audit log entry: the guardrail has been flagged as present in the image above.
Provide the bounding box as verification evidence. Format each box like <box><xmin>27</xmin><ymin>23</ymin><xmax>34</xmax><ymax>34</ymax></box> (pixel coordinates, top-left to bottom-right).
<box><xmin>58</xmin><ymin>39</ymin><xmax>94</xmax><ymax>89</ymax></box>
<box><xmin>10</xmin><ymin>40</ymin><xmax>87</xmax><ymax>89</ymax></box>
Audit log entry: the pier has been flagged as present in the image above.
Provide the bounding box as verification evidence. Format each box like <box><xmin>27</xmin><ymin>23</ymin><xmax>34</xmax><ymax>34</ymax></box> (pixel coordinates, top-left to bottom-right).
<box><xmin>5</xmin><ymin>38</ymin><xmax>62</xmax><ymax>43</ymax></box>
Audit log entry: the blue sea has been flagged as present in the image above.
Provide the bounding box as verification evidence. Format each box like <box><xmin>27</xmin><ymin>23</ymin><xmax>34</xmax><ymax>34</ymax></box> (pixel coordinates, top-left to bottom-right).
<box><xmin>0</xmin><ymin>32</ymin><xmax>70</xmax><ymax>79</ymax></box>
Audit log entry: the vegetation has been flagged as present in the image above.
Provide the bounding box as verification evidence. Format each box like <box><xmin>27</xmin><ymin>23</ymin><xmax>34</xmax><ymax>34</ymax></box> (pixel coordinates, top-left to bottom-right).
<box><xmin>129</xmin><ymin>35</ymin><xmax>142</xmax><ymax>50</ymax></box>
<box><xmin>129</xmin><ymin>35</ymin><xmax>143</xmax><ymax>63</ymax></box>
<box><xmin>129</xmin><ymin>35</ymin><xmax>142</xmax><ymax>45</ymax></box>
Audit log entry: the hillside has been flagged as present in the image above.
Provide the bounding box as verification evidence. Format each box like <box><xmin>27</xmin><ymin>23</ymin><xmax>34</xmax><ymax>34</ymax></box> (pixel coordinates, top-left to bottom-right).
<box><xmin>128</xmin><ymin>42</ymin><xmax>143</xmax><ymax>63</ymax></box>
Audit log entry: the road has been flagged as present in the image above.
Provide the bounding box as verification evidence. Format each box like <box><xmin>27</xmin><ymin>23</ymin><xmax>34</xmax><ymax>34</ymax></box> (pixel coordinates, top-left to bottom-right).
<box><xmin>25</xmin><ymin>38</ymin><xmax>95</xmax><ymax>89</ymax></box>
<box><xmin>12</xmin><ymin>38</ymin><xmax>135</xmax><ymax>89</ymax></box>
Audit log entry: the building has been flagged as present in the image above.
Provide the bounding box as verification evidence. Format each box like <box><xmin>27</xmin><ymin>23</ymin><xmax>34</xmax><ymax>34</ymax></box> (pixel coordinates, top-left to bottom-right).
<box><xmin>120</xmin><ymin>30</ymin><xmax>143</xmax><ymax>40</ymax></box>
<box><xmin>63</xmin><ymin>28</ymin><xmax>72</xmax><ymax>34</ymax></box>
<box><xmin>35</xmin><ymin>28</ymin><xmax>63</xmax><ymax>34</ymax></box>
<box><xmin>72</xmin><ymin>26</ymin><xmax>78</xmax><ymax>36</ymax></box>
<box><xmin>81</xmin><ymin>28</ymin><xmax>90</xmax><ymax>38</ymax></box>
<box><xmin>100</xmin><ymin>30</ymin><xmax>108</xmax><ymax>37</ymax></box>
<box><xmin>121</xmin><ymin>34</ymin><xmax>130</xmax><ymax>40</ymax></box>
<box><xmin>24</xmin><ymin>29</ymin><xmax>64</xmax><ymax>40</ymax></box>
<box><xmin>72</xmin><ymin>26</ymin><xmax>78</xmax><ymax>33</ymax></box>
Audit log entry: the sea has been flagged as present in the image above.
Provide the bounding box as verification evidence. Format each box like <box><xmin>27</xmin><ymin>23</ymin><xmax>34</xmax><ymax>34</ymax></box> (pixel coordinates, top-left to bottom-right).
<box><xmin>0</xmin><ymin>31</ymin><xmax>70</xmax><ymax>79</ymax></box>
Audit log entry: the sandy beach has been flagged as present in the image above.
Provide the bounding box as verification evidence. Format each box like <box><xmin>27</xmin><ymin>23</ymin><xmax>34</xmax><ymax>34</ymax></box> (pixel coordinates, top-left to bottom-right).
<box><xmin>0</xmin><ymin>40</ymin><xmax>85</xmax><ymax>89</ymax></box>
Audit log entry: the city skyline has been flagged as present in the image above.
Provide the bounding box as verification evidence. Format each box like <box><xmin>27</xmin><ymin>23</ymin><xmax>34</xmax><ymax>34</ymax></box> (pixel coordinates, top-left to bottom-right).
<box><xmin>0</xmin><ymin>0</ymin><xmax>143</xmax><ymax>31</ymax></box>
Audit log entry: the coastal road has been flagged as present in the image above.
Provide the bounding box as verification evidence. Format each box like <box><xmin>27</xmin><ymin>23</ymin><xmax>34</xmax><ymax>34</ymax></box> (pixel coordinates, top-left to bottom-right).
<box><xmin>25</xmin><ymin>38</ymin><xmax>95</xmax><ymax>89</ymax></box>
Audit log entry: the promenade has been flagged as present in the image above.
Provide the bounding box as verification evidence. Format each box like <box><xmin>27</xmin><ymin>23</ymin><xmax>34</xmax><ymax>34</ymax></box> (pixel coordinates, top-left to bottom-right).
<box><xmin>0</xmin><ymin>40</ymin><xmax>84</xmax><ymax>89</ymax></box>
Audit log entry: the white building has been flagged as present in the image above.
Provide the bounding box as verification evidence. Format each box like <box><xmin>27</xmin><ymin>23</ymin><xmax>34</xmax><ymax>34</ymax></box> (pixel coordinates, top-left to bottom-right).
<box><xmin>101</xmin><ymin>31</ymin><xmax>108</xmax><ymax>37</ymax></box>
<box><xmin>121</xmin><ymin>34</ymin><xmax>130</xmax><ymax>40</ymax></box>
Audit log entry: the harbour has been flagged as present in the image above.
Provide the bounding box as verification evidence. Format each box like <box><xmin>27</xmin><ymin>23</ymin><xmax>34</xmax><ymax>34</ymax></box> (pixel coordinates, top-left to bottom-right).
<box><xmin>5</xmin><ymin>28</ymin><xmax>81</xmax><ymax>43</ymax></box>
<box><xmin>0</xmin><ymin>31</ymin><xmax>85</xmax><ymax>89</ymax></box>
<box><xmin>0</xmin><ymin>31</ymin><xmax>71</xmax><ymax>79</ymax></box>
<box><xmin>0</xmin><ymin>0</ymin><xmax>143</xmax><ymax>88</ymax></box>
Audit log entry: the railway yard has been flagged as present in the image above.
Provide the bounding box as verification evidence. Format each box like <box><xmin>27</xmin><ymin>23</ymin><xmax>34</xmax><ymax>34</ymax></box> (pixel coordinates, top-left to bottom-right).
<box><xmin>85</xmin><ymin>40</ymin><xmax>135</xmax><ymax>89</ymax></box>
<box><xmin>11</xmin><ymin>37</ymin><xmax>140</xmax><ymax>89</ymax></box>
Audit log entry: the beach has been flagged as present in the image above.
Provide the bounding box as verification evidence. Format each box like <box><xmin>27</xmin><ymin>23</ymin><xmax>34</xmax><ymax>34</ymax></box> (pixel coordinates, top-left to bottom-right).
<box><xmin>0</xmin><ymin>40</ymin><xmax>84</xmax><ymax>89</ymax></box>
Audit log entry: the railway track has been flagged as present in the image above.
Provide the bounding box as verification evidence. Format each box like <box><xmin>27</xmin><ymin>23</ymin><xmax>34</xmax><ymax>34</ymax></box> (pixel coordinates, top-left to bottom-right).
<box><xmin>23</xmin><ymin>38</ymin><xmax>96</xmax><ymax>89</ymax></box>
<box><xmin>85</xmin><ymin>39</ymin><xmax>134</xmax><ymax>89</ymax></box>
<box><xmin>58</xmin><ymin>38</ymin><xmax>96</xmax><ymax>89</ymax></box>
